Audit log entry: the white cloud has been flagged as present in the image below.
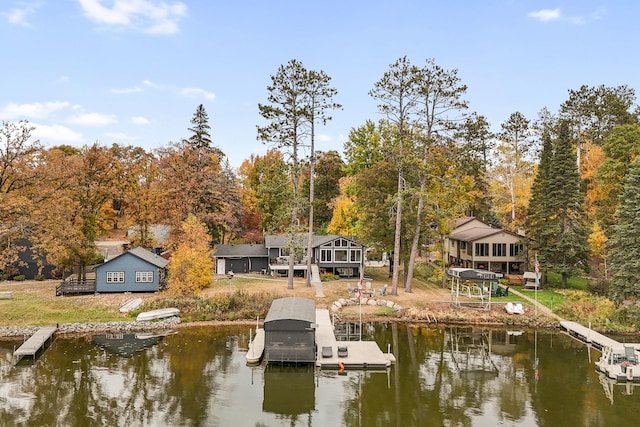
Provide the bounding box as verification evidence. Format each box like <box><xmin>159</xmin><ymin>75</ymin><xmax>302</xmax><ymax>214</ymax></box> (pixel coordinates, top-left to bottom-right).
<box><xmin>180</xmin><ymin>87</ymin><xmax>216</xmax><ymax>100</ymax></box>
<box><xmin>0</xmin><ymin>101</ymin><xmax>71</xmax><ymax>120</ymax></box>
<box><xmin>32</xmin><ymin>123</ymin><xmax>83</xmax><ymax>143</ymax></box>
<box><xmin>77</xmin><ymin>0</ymin><xmax>187</xmax><ymax>34</ymax></box>
<box><xmin>1</xmin><ymin>4</ymin><xmax>40</xmax><ymax>27</ymax></box>
<box><xmin>142</xmin><ymin>79</ymin><xmax>159</xmax><ymax>88</ymax></box>
<box><xmin>316</xmin><ymin>134</ymin><xmax>332</xmax><ymax>142</ymax></box>
<box><xmin>111</xmin><ymin>86</ymin><xmax>142</xmax><ymax>94</ymax></box>
<box><xmin>528</xmin><ymin>8</ymin><xmax>561</xmax><ymax>22</ymax></box>
<box><xmin>66</xmin><ymin>112</ymin><xmax>117</xmax><ymax>126</ymax></box>
<box><xmin>131</xmin><ymin>116</ymin><xmax>150</xmax><ymax>125</ymax></box>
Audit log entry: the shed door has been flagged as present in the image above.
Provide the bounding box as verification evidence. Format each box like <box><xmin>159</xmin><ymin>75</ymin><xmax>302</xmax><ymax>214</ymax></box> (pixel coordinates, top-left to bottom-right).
<box><xmin>217</xmin><ymin>258</ymin><xmax>226</xmax><ymax>275</ymax></box>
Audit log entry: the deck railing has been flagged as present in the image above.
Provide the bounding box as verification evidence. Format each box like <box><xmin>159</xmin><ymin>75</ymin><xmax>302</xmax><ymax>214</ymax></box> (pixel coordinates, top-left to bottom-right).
<box><xmin>56</xmin><ymin>278</ymin><xmax>96</xmax><ymax>296</ymax></box>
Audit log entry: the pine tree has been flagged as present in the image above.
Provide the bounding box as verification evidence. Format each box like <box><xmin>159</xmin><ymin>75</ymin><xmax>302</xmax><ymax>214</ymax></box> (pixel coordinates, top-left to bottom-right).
<box><xmin>609</xmin><ymin>156</ymin><xmax>640</xmax><ymax>302</ymax></box>
<box><xmin>542</xmin><ymin>122</ymin><xmax>590</xmax><ymax>288</ymax></box>
<box><xmin>187</xmin><ymin>104</ymin><xmax>212</xmax><ymax>150</ymax></box>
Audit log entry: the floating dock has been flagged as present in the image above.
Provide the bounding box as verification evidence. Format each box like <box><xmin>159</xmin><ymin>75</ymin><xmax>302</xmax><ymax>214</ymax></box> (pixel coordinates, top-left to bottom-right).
<box><xmin>246</xmin><ymin>308</ymin><xmax>396</xmax><ymax>369</ymax></box>
<box><xmin>14</xmin><ymin>326</ymin><xmax>57</xmax><ymax>360</ymax></box>
<box><xmin>315</xmin><ymin>309</ymin><xmax>395</xmax><ymax>369</ymax></box>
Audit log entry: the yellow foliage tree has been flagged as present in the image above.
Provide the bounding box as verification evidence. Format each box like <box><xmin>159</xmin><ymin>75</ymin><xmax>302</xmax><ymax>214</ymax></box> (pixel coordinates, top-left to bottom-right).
<box><xmin>327</xmin><ymin>176</ymin><xmax>357</xmax><ymax>236</ymax></box>
<box><xmin>167</xmin><ymin>214</ymin><xmax>214</xmax><ymax>296</ymax></box>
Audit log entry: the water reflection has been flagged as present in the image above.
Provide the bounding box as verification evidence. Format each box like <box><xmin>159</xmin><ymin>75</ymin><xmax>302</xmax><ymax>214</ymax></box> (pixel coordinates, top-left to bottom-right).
<box><xmin>1</xmin><ymin>324</ymin><xmax>640</xmax><ymax>426</ymax></box>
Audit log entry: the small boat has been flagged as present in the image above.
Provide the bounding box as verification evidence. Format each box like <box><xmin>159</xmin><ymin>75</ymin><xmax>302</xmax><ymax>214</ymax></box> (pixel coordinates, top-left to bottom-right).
<box><xmin>505</xmin><ymin>302</ymin><xmax>524</xmax><ymax>315</ymax></box>
<box><xmin>596</xmin><ymin>345</ymin><xmax>640</xmax><ymax>382</ymax></box>
<box><xmin>136</xmin><ymin>308</ymin><xmax>180</xmax><ymax>322</ymax></box>
<box><xmin>119</xmin><ymin>297</ymin><xmax>143</xmax><ymax>313</ymax></box>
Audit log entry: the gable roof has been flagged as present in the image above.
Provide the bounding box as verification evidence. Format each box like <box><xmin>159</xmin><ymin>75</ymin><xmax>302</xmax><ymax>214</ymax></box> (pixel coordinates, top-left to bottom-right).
<box><xmin>214</xmin><ymin>244</ymin><xmax>269</xmax><ymax>257</ymax></box>
<box><xmin>264</xmin><ymin>297</ymin><xmax>316</xmax><ymax>324</ymax></box>
<box><xmin>264</xmin><ymin>234</ymin><xmax>360</xmax><ymax>248</ymax></box>
<box><xmin>96</xmin><ymin>246</ymin><xmax>169</xmax><ymax>269</ymax></box>
<box><xmin>449</xmin><ymin>227</ymin><xmax>504</xmax><ymax>242</ymax></box>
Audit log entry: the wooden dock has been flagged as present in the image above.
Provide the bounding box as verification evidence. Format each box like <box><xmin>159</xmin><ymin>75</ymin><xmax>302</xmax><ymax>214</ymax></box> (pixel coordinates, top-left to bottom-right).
<box><xmin>560</xmin><ymin>321</ymin><xmax>640</xmax><ymax>350</ymax></box>
<box><xmin>315</xmin><ymin>309</ymin><xmax>395</xmax><ymax>369</ymax></box>
<box><xmin>14</xmin><ymin>326</ymin><xmax>57</xmax><ymax>360</ymax></box>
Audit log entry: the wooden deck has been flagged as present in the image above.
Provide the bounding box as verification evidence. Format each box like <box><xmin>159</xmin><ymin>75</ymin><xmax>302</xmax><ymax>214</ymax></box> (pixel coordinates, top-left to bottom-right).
<box><xmin>315</xmin><ymin>309</ymin><xmax>395</xmax><ymax>369</ymax></box>
<box><xmin>14</xmin><ymin>326</ymin><xmax>58</xmax><ymax>359</ymax></box>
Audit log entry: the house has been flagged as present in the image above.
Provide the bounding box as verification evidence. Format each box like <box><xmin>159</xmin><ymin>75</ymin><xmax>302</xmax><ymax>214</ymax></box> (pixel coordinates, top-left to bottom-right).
<box><xmin>213</xmin><ymin>234</ymin><xmax>364</xmax><ymax>278</ymax></box>
<box><xmin>444</xmin><ymin>217</ymin><xmax>525</xmax><ymax>275</ymax></box>
<box><xmin>263</xmin><ymin>297</ymin><xmax>317</xmax><ymax>364</ymax></box>
<box><xmin>94</xmin><ymin>247</ymin><xmax>169</xmax><ymax>293</ymax></box>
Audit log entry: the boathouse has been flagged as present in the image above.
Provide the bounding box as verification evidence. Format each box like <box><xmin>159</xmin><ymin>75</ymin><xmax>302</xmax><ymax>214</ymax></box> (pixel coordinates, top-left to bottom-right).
<box><xmin>264</xmin><ymin>297</ymin><xmax>317</xmax><ymax>364</ymax></box>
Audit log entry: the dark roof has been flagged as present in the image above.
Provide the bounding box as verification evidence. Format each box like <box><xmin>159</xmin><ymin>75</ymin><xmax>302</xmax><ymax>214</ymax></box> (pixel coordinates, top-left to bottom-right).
<box><xmin>213</xmin><ymin>244</ymin><xmax>269</xmax><ymax>257</ymax></box>
<box><xmin>264</xmin><ymin>234</ymin><xmax>360</xmax><ymax>249</ymax></box>
<box><xmin>264</xmin><ymin>297</ymin><xmax>316</xmax><ymax>324</ymax></box>
<box><xmin>96</xmin><ymin>246</ymin><xmax>169</xmax><ymax>269</ymax></box>
<box><xmin>448</xmin><ymin>268</ymin><xmax>498</xmax><ymax>281</ymax></box>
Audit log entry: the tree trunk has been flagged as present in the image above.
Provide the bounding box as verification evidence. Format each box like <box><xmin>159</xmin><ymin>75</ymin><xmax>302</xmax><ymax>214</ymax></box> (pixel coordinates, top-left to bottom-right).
<box><xmin>405</xmin><ymin>177</ymin><xmax>426</xmax><ymax>292</ymax></box>
<box><xmin>391</xmin><ymin>172</ymin><xmax>403</xmax><ymax>295</ymax></box>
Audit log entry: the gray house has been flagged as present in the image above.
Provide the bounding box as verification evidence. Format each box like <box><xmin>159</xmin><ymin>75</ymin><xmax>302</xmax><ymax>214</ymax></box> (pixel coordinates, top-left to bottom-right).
<box><xmin>264</xmin><ymin>297</ymin><xmax>317</xmax><ymax>364</ymax></box>
<box><xmin>214</xmin><ymin>234</ymin><xmax>364</xmax><ymax>278</ymax></box>
<box><xmin>94</xmin><ymin>247</ymin><xmax>168</xmax><ymax>293</ymax></box>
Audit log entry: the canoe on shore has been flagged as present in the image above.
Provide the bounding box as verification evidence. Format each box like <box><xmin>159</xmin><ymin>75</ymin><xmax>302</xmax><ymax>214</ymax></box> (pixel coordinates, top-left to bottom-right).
<box><xmin>136</xmin><ymin>308</ymin><xmax>180</xmax><ymax>322</ymax></box>
<box><xmin>119</xmin><ymin>297</ymin><xmax>143</xmax><ymax>313</ymax></box>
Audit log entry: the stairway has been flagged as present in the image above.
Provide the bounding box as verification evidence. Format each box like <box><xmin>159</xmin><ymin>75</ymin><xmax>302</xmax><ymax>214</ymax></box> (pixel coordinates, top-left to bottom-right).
<box><xmin>311</xmin><ymin>264</ymin><xmax>324</xmax><ymax>297</ymax></box>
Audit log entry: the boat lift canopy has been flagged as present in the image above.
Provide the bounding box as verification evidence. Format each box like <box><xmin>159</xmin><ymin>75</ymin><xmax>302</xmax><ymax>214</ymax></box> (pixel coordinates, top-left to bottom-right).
<box><xmin>448</xmin><ymin>268</ymin><xmax>499</xmax><ymax>310</ymax></box>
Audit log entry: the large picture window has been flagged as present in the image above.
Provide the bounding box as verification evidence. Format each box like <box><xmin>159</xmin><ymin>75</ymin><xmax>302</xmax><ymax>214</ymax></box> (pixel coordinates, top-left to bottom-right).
<box><xmin>106</xmin><ymin>271</ymin><xmax>125</xmax><ymax>283</ymax></box>
<box><xmin>510</xmin><ymin>243</ymin><xmax>523</xmax><ymax>257</ymax></box>
<box><xmin>136</xmin><ymin>271</ymin><xmax>154</xmax><ymax>283</ymax></box>
<box><xmin>334</xmin><ymin>249</ymin><xmax>348</xmax><ymax>262</ymax></box>
<box><xmin>492</xmin><ymin>243</ymin><xmax>507</xmax><ymax>257</ymax></box>
<box><xmin>350</xmin><ymin>250</ymin><xmax>361</xmax><ymax>262</ymax></box>
<box><xmin>320</xmin><ymin>249</ymin><xmax>332</xmax><ymax>262</ymax></box>
<box><xmin>475</xmin><ymin>243</ymin><xmax>489</xmax><ymax>257</ymax></box>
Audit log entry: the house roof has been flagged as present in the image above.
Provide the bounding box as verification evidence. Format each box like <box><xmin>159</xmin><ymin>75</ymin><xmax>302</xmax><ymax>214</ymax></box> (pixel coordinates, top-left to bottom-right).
<box><xmin>449</xmin><ymin>227</ymin><xmax>504</xmax><ymax>242</ymax></box>
<box><xmin>214</xmin><ymin>244</ymin><xmax>269</xmax><ymax>257</ymax></box>
<box><xmin>264</xmin><ymin>234</ymin><xmax>360</xmax><ymax>248</ymax></box>
<box><xmin>96</xmin><ymin>246</ymin><xmax>169</xmax><ymax>270</ymax></box>
<box><xmin>264</xmin><ymin>297</ymin><xmax>316</xmax><ymax>324</ymax></box>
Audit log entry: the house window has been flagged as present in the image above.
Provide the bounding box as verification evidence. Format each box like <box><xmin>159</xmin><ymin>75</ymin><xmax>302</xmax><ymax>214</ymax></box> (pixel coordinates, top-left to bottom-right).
<box><xmin>475</xmin><ymin>243</ymin><xmax>489</xmax><ymax>257</ymax></box>
<box><xmin>136</xmin><ymin>271</ymin><xmax>154</xmax><ymax>283</ymax></box>
<box><xmin>466</xmin><ymin>243</ymin><xmax>472</xmax><ymax>256</ymax></box>
<box><xmin>350</xmin><ymin>250</ymin><xmax>361</xmax><ymax>262</ymax></box>
<box><xmin>335</xmin><ymin>239</ymin><xmax>348</xmax><ymax>247</ymax></box>
<box><xmin>106</xmin><ymin>271</ymin><xmax>125</xmax><ymax>283</ymax></box>
<box><xmin>459</xmin><ymin>241</ymin><xmax>466</xmax><ymax>250</ymax></box>
<box><xmin>335</xmin><ymin>250</ymin><xmax>348</xmax><ymax>262</ymax></box>
<box><xmin>492</xmin><ymin>243</ymin><xmax>507</xmax><ymax>257</ymax></box>
<box><xmin>279</xmin><ymin>247</ymin><xmax>290</xmax><ymax>257</ymax></box>
<box><xmin>510</xmin><ymin>243</ymin><xmax>523</xmax><ymax>257</ymax></box>
<box><xmin>320</xmin><ymin>249</ymin><xmax>332</xmax><ymax>262</ymax></box>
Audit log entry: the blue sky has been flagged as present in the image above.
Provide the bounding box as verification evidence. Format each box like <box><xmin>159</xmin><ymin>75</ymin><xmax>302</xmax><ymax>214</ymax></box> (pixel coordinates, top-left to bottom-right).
<box><xmin>0</xmin><ymin>1</ymin><xmax>637</xmax><ymax>168</ymax></box>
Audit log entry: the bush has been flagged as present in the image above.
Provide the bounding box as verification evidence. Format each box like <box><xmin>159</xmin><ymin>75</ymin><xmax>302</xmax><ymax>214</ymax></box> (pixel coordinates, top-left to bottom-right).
<box><xmin>13</xmin><ymin>275</ymin><xmax>26</xmax><ymax>281</ymax></box>
<box><xmin>588</xmin><ymin>278</ymin><xmax>609</xmax><ymax>296</ymax></box>
<box><xmin>34</xmin><ymin>274</ymin><xmax>46</xmax><ymax>281</ymax></box>
<box><xmin>320</xmin><ymin>273</ymin><xmax>339</xmax><ymax>281</ymax></box>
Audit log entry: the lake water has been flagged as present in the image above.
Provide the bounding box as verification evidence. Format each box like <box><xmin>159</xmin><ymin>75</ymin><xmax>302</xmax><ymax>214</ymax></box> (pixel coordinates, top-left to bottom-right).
<box><xmin>1</xmin><ymin>323</ymin><xmax>639</xmax><ymax>427</ymax></box>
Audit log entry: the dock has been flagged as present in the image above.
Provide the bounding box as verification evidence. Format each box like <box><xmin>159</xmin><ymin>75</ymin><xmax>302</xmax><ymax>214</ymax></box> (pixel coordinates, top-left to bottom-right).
<box><xmin>246</xmin><ymin>328</ymin><xmax>265</xmax><ymax>364</ymax></box>
<box><xmin>14</xmin><ymin>326</ymin><xmax>57</xmax><ymax>360</ymax></box>
<box><xmin>314</xmin><ymin>309</ymin><xmax>395</xmax><ymax>369</ymax></box>
<box><xmin>560</xmin><ymin>321</ymin><xmax>640</xmax><ymax>351</ymax></box>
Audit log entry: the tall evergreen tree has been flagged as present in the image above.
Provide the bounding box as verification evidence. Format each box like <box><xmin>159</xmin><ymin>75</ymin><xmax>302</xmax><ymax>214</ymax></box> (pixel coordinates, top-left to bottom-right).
<box><xmin>187</xmin><ymin>104</ymin><xmax>213</xmax><ymax>150</ymax></box>
<box><xmin>542</xmin><ymin>122</ymin><xmax>590</xmax><ymax>288</ymax></box>
<box><xmin>609</xmin><ymin>156</ymin><xmax>640</xmax><ymax>302</ymax></box>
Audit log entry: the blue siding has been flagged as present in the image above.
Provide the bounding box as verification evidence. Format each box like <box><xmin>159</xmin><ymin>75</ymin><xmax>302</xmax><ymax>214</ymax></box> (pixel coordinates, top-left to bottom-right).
<box><xmin>95</xmin><ymin>253</ymin><xmax>160</xmax><ymax>293</ymax></box>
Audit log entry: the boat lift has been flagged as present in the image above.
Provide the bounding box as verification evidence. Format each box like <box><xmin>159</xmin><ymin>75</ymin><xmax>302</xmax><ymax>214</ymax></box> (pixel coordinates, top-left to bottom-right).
<box><xmin>448</xmin><ymin>267</ymin><xmax>499</xmax><ymax>311</ymax></box>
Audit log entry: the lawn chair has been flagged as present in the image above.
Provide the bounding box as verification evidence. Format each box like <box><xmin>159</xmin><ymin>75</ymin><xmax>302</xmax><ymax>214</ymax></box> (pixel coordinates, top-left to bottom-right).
<box><xmin>379</xmin><ymin>284</ymin><xmax>388</xmax><ymax>297</ymax></box>
<box><xmin>346</xmin><ymin>283</ymin><xmax>354</xmax><ymax>296</ymax></box>
<box><xmin>365</xmin><ymin>281</ymin><xmax>374</xmax><ymax>297</ymax></box>
<box><xmin>625</xmin><ymin>346</ymin><xmax>638</xmax><ymax>364</ymax></box>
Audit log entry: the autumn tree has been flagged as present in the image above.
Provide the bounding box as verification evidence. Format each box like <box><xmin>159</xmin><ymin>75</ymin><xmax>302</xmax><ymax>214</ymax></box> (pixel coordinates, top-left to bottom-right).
<box><xmin>491</xmin><ymin>111</ymin><xmax>536</xmax><ymax>230</ymax></box>
<box><xmin>167</xmin><ymin>214</ymin><xmax>214</xmax><ymax>296</ymax></box>
<box><xmin>301</xmin><ymin>150</ymin><xmax>344</xmax><ymax>232</ymax></box>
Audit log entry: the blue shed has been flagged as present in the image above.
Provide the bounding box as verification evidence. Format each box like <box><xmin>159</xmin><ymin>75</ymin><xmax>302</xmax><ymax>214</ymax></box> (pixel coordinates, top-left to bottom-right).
<box><xmin>95</xmin><ymin>247</ymin><xmax>169</xmax><ymax>293</ymax></box>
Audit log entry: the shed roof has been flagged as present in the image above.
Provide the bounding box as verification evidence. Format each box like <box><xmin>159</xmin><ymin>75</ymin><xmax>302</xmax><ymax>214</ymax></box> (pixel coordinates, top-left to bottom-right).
<box><xmin>264</xmin><ymin>297</ymin><xmax>316</xmax><ymax>324</ymax></box>
<box><xmin>213</xmin><ymin>244</ymin><xmax>269</xmax><ymax>257</ymax></box>
<box><xmin>448</xmin><ymin>267</ymin><xmax>498</xmax><ymax>282</ymax></box>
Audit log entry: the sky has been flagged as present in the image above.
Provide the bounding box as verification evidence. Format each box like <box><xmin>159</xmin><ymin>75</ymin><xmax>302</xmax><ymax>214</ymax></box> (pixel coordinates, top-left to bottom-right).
<box><xmin>1</xmin><ymin>0</ymin><xmax>638</xmax><ymax>168</ymax></box>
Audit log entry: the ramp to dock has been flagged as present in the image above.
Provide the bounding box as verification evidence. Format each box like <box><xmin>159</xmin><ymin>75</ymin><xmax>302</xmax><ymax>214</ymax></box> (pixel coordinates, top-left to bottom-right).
<box><xmin>14</xmin><ymin>326</ymin><xmax>57</xmax><ymax>359</ymax></box>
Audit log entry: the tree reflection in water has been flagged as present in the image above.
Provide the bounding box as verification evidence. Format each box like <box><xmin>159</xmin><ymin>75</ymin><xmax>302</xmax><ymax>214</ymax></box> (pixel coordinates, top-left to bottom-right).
<box><xmin>1</xmin><ymin>324</ymin><xmax>640</xmax><ymax>426</ymax></box>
